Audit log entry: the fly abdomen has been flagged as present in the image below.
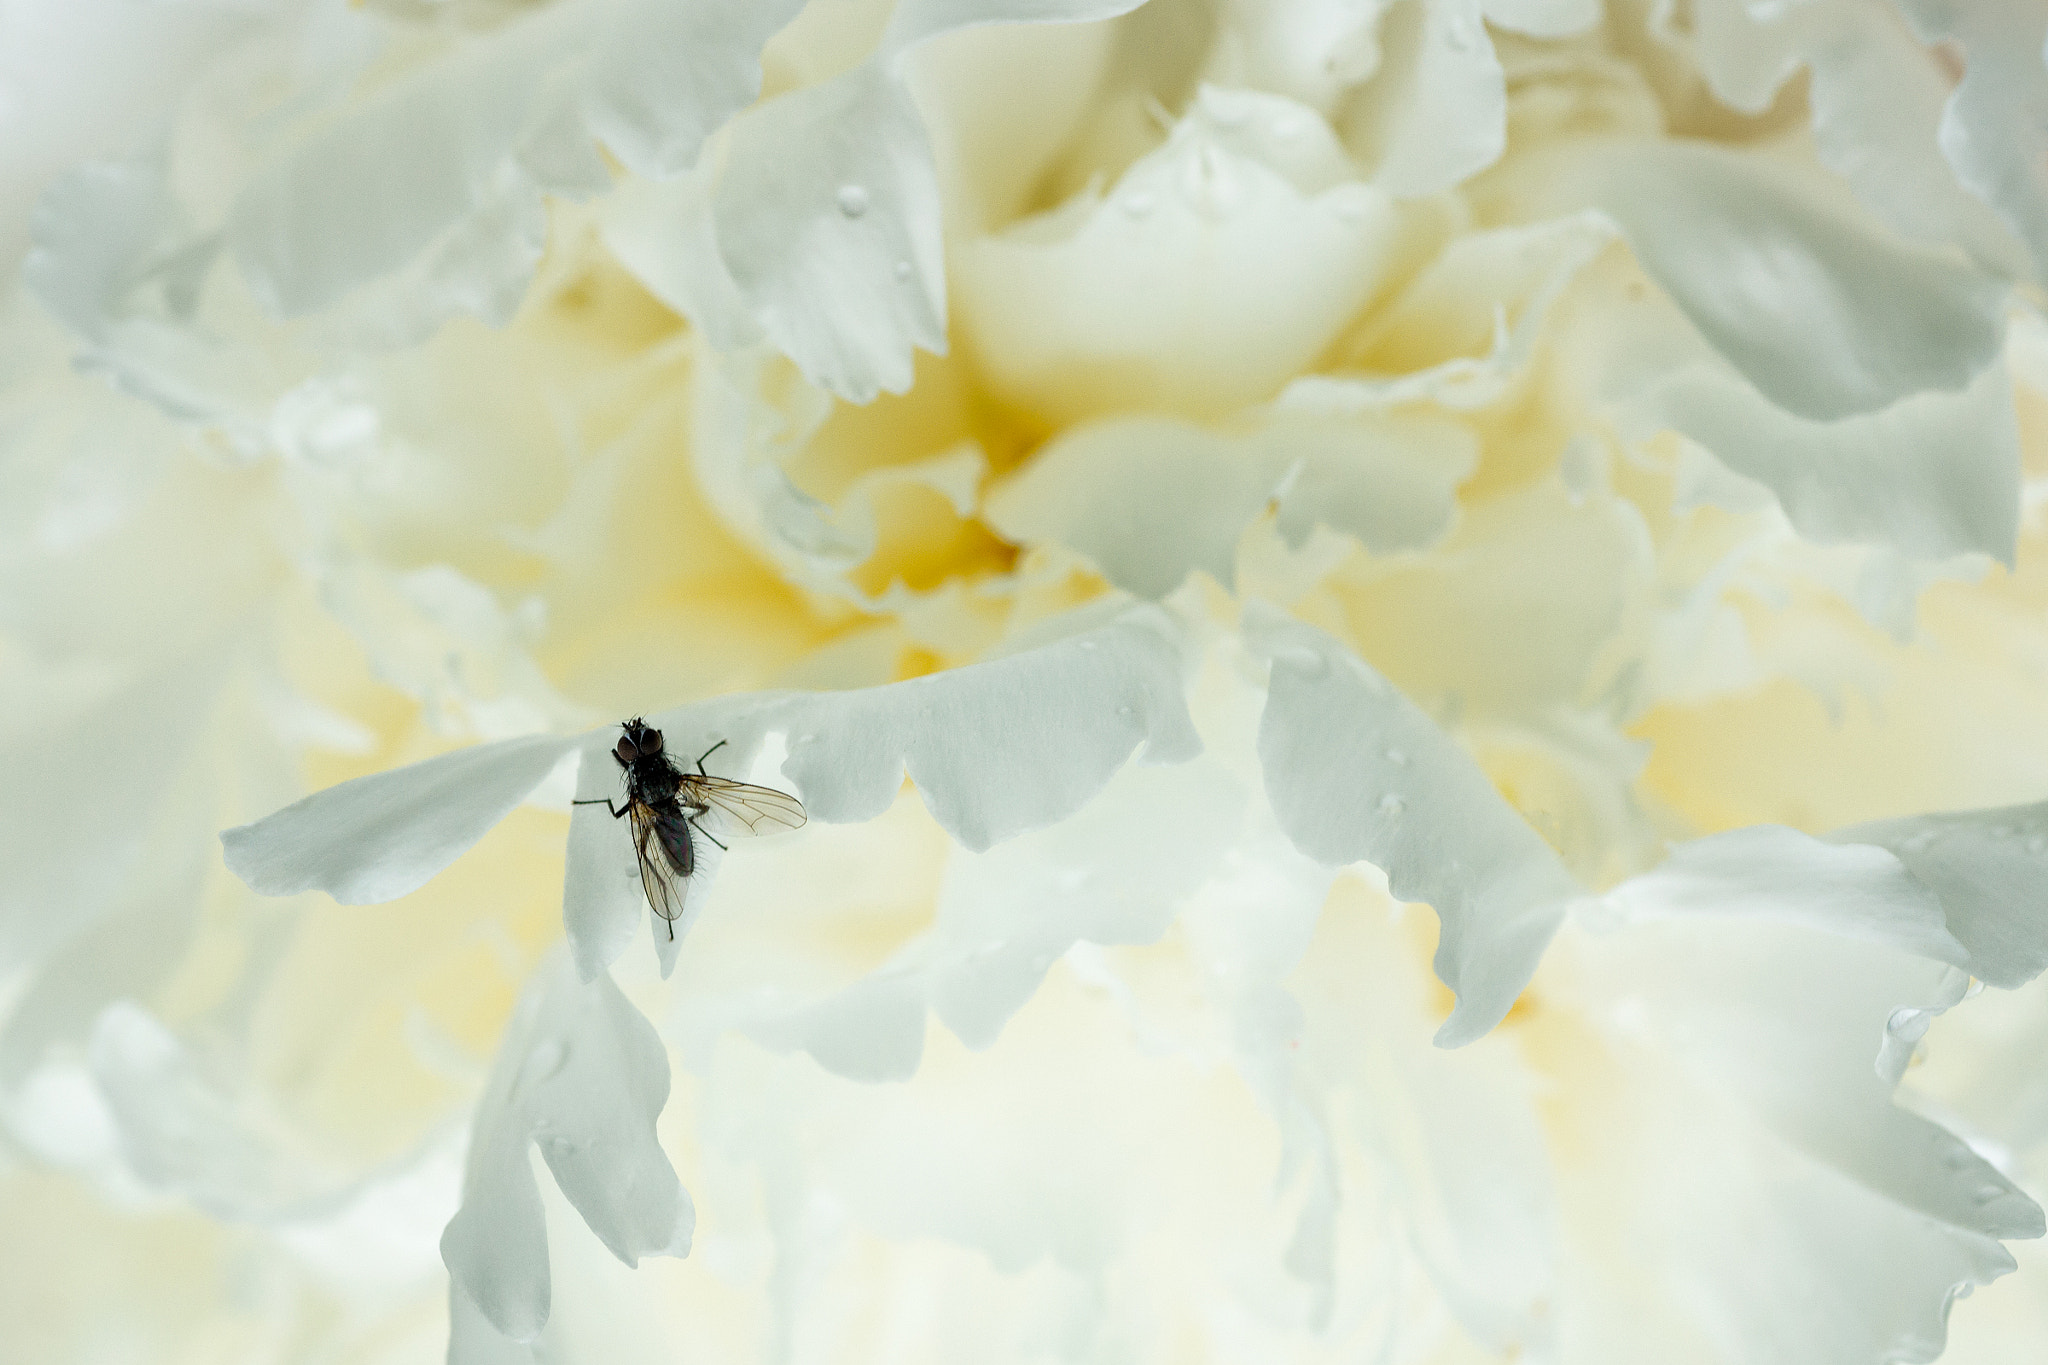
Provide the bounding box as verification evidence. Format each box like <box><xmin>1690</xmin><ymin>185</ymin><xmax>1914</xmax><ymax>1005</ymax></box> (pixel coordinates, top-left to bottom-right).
<box><xmin>652</xmin><ymin>802</ymin><xmax>695</xmax><ymax>877</ymax></box>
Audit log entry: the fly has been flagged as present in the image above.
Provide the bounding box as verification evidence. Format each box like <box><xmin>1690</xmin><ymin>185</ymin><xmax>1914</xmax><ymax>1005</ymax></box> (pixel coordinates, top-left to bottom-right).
<box><xmin>572</xmin><ymin>718</ymin><xmax>806</xmax><ymax>940</ymax></box>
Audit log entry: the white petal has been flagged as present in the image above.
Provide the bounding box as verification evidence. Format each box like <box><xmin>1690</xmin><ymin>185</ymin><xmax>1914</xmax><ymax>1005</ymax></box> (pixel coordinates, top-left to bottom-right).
<box><xmin>1640</xmin><ymin>353</ymin><xmax>2021</xmax><ymax>564</ymax></box>
<box><xmin>1557</xmin><ymin>901</ymin><xmax>2041</xmax><ymax>1360</ymax></box>
<box><xmin>1481</xmin><ymin>0</ymin><xmax>1597</xmax><ymax>38</ymax></box>
<box><xmin>1352</xmin><ymin>0</ymin><xmax>1505</xmax><ymax>198</ymax></box>
<box><xmin>984</xmin><ymin>417</ymin><xmax>1282</xmax><ymax>599</ymax></box>
<box><xmin>1278</xmin><ymin>211</ymin><xmax>1618</xmax><ymax>412</ymax></box>
<box><xmin>568</xmin><ymin>608</ymin><xmax>1200</xmax><ymax>978</ymax></box>
<box><xmin>1577</xmin><ymin>140</ymin><xmax>2007</xmax><ymax>422</ymax></box>
<box><xmin>1897</xmin><ymin>0</ymin><xmax>2048</xmax><ymax>282</ymax></box>
<box><xmin>926</xmin><ymin>754</ymin><xmax>1249</xmax><ymax>1050</ymax></box>
<box><xmin>1804</xmin><ymin>7</ymin><xmax>2031</xmax><ymax>279</ymax></box>
<box><xmin>1249</xmin><ymin>609</ymin><xmax>1581</xmax><ymax>1046</ymax></box>
<box><xmin>759</xmin><ymin>607</ymin><xmax>1202</xmax><ymax>850</ymax></box>
<box><xmin>984</xmin><ymin>410</ymin><xmax>1473</xmax><ymax>598</ymax></box>
<box><xmin>601</xmin><ymin>167</ymin><xmax>763</xmax><ymax>350</ymax></box>
<box><xmin>1602</xmin><ymin>825</ymin><xmax>1969</xmax><ymax>972</ymax></box>
<box><xmin>879</xmin><ymin>0</ymin><xmax>1153</xmax><ymax>59</ymax></box>
<box><xmin>711</xmin><ymin>61</ymin><xmax>945</xmax><ymax>402</ymax></box>
<box><xmin>220</xmin><ymin>733</ymin><xmax>578</xmax><ymax>904</ymax></box>
<box><xmin>580</xmin><ymin>0</ymin><xmax>808</xmax><ymax>179</ymax></box>
<box><xmin>957</xmin><ymin>88</ymin><xmax>1406</xmax><ymax>427</ymax></box>
<box><xmin>442</xmin><ymin>952</ymin><xmax>692</xmax><ymax>1342</ymax></box>
<box><xmin>226</xmin><ymin>9</ymin><xmax>583</xmax><ymax>319</ymax></box>
<box><xmin>1830</xmin><ymin>801</ymin><xmax>2048</xmax><ymax>991</ymax></box>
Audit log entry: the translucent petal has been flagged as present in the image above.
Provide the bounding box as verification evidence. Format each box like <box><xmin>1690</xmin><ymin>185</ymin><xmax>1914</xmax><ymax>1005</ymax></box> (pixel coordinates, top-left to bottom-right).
<box><xmin>1249</xmin><ymin>609</ymin><xmax>1581</xmax><ymax>1046</ymax></box>
<box><xmin>220</xmin><ymin>733</ymin><xmax>578</xmax><ymax>904</ymax></box>
<box><xmin>442</xmin><ymin>952</ymin><xmax>691</xmax><ymax>1343</ymax></box>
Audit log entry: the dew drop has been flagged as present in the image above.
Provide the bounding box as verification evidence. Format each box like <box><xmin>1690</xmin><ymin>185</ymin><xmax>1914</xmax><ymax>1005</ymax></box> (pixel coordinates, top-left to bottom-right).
<box><xmin>1120</xmin><ymin>189</ymin><xmax>1157</xmax><ymax>219</ymax></box>
<box><xmin>1377</xmin><ymin>793</ymin><xmax>1406</xmax><ymax>817</ymax></box>
<box><xmin>1383</xmin><ymin>747</ymin><xmax>1409</xmax><ymax>767</ymax></box>
<box><xmin>836</xmin><ymin>184</ymin><xmax>870</xmax><ymax>218</ymax></box>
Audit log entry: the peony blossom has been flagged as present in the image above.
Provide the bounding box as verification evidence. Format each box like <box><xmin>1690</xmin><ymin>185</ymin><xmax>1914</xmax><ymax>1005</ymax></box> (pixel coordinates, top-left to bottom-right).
<box><xmin>5</xmin><ymin>0</ymin><xmax>2048</xmax><ymax>1362</ymax></box>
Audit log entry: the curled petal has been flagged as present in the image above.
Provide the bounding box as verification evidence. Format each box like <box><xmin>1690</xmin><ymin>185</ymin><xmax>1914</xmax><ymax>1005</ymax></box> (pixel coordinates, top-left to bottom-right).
<box><xmin>442</xmin><ymin>952</ymin><xmax>692</xmax><ymax>1342</ymax></box>
<box><xmin>1250</xmin><ymin>609</ymin><xmax>1581</xmax><ymax>1046</ymax></box>
<box><xmin>1830</xmin><ymin>800</ymin><xmax>2048</xmax><ymax>991</ymax></box>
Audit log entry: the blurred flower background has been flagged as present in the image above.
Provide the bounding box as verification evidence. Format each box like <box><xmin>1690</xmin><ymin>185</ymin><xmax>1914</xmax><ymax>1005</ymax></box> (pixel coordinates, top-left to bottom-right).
<box><xmin>6</xmin><ymin>0</ymin><xmax>2048</xmax><ymax>1361</ymax></box>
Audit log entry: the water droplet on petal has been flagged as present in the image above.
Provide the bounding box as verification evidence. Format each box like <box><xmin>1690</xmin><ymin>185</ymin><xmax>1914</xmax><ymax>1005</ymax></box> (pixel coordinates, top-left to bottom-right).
<box><xmin>836</xmin><ymin>184</ymin><xmax>870</xmax><ymax>218</ymax></box>
<box><xmin>1377</xmin><ymin>793</ymin><xmax>1406</xmax><ymax>817</ymax></box>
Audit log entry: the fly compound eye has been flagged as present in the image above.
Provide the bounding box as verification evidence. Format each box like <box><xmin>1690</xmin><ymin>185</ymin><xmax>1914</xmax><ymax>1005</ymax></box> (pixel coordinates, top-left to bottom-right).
<box><xmin>615</xmin><ymin>737</ymin><xmax>639</xmax><ymax>764</ymax></box>
<box><xmin>640</xmin><ymin>728</ymin><xmax>664</xmax><ymax>754</ymax></box>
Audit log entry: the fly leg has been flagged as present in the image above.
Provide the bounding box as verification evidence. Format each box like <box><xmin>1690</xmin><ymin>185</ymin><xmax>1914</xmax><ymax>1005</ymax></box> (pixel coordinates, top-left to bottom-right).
<box><xmin>572</xmin><ymin>798</ymin><xmax>631</xmax><ymax>819</ymax></box>
<box><xmin>688</xmin><ymin>814</ymin><xmax>728</xmax><ymax>852</ymax></box>
<box><xmin>694</xmin><ymin>739</ymin><xmax>728</xmax><ymax>776</ymax></box>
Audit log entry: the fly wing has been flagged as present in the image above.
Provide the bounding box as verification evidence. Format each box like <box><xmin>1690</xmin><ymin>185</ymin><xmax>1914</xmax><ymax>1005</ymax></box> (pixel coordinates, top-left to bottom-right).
<box><xmin>679</xmin><ymin>775</ymin><xmax>807</xmax><ymax>836</ymax></box>
<box><xmin>629</xmin><ymin>801</ymin><xmax>687</xmax><ymax>925</ymax></box>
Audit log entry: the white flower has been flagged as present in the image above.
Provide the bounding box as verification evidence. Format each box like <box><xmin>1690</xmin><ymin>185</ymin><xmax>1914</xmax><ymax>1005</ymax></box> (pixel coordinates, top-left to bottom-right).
<box><xmin>5</xmin><ymin>1</ymin><xmax>2048</xmax><ymax>1363</ymax></box>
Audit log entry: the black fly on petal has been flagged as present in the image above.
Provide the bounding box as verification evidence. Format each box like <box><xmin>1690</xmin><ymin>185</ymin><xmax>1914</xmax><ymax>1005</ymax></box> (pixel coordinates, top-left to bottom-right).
<box><xmin>572</xmin><ymin>719</ymin><xmax>806</xmax><ymax>940</ymax></box>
